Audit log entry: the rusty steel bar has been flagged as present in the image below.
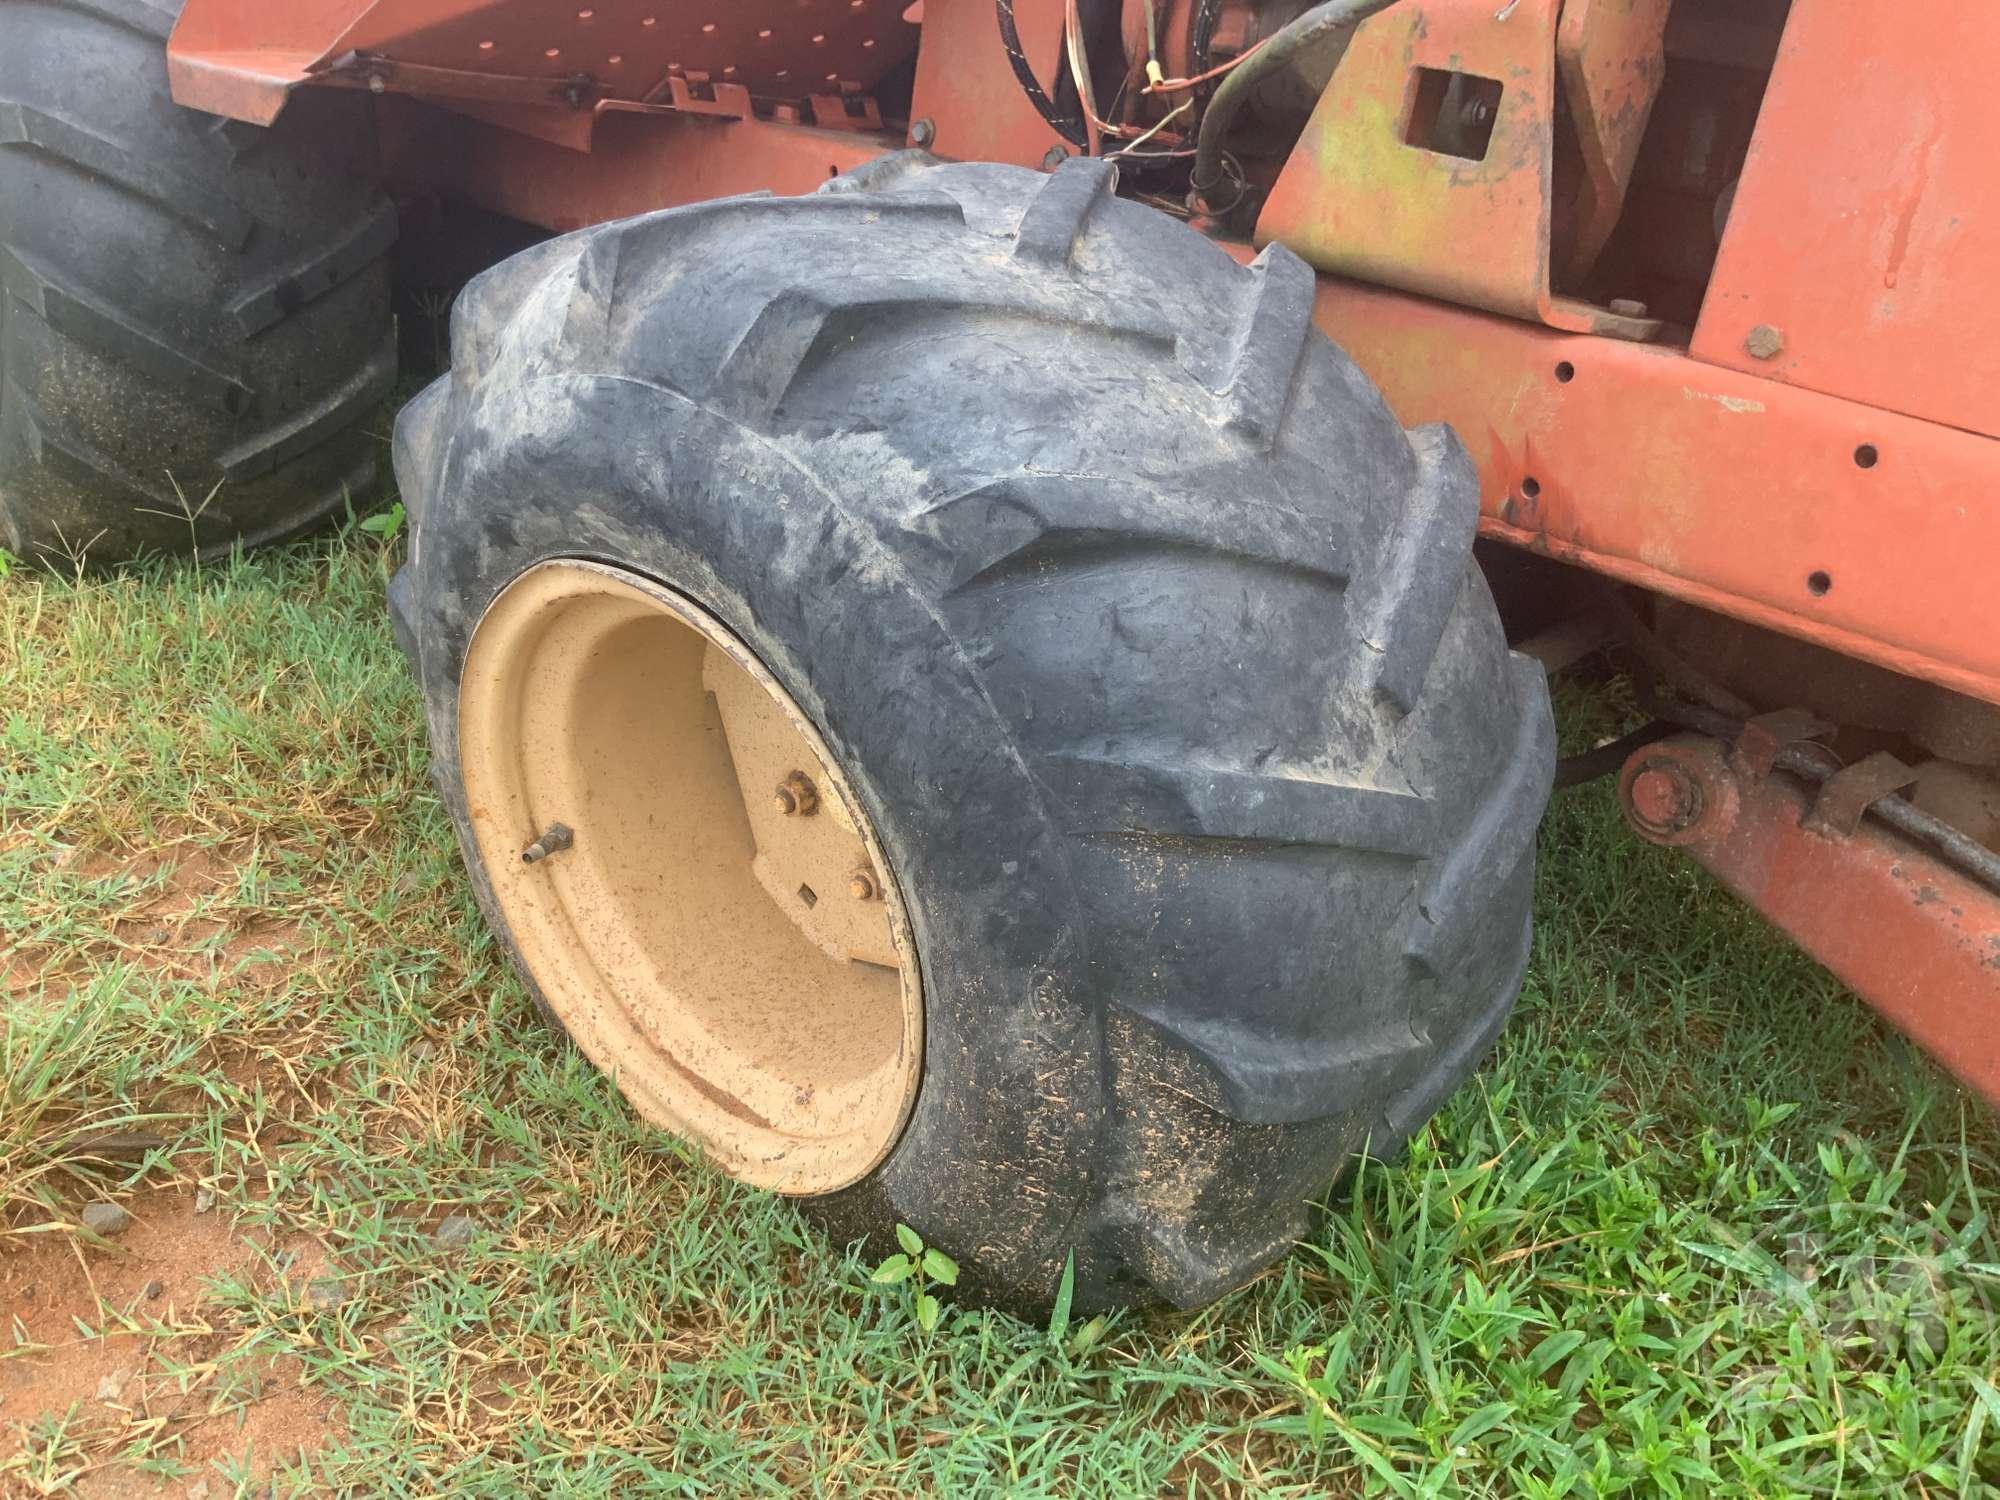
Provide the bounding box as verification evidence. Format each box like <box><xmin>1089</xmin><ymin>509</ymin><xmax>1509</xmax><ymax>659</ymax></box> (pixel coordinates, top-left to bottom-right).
<box><xmin>1618</xmin><ymin>735</ymin><xmax>2000</xmax><ymax>1106</ymax></box>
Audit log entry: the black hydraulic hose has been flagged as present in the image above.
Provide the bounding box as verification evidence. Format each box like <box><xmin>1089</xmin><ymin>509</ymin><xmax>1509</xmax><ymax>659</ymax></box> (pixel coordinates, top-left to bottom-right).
<box><xmin>1190</xmin><ymin>0</ymin><xmax>1225</xmax><ymax>88</ymax></box>
<box><xmin>1191</xmin><ymin>0</ymin><xmax>1402</xmax><ymax>201</ymax></box>
<box><xmin>996</xmin><ymin>0</ymin><xmax>1086</xmax><ymax>147</ymax></box>
<box><xmin>1654</xmin><ymin>700</ymin><xmax>2000</xmax><ymax>896</ymax></box>
<box><xmin>1554</xmin><ymin>722</ymin><xmax>1676</xmax><ymax>791</ymax></box>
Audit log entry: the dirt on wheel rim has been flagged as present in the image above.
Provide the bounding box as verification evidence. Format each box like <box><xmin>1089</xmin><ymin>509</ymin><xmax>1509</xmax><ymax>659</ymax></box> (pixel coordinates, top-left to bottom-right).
<box><xmin>456</xmin><ymin>559</ymin><xmax>923</xmax><ymax>1195</ymax></box>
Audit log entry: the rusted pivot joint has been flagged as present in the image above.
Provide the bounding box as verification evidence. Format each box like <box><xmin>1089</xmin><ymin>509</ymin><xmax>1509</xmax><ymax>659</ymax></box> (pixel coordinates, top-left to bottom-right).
<box><xmin>1618</xmin><ymin>735</ymin><xmax>2000</xmax><ymax>1107</ymax></box>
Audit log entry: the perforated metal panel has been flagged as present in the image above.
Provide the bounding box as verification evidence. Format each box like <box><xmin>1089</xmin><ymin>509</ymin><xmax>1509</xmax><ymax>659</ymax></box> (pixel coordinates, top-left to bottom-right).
<box><xmin>334</xmin><ymin>0</ymin><xmax>919</xmax><ymax>101</ymax></box>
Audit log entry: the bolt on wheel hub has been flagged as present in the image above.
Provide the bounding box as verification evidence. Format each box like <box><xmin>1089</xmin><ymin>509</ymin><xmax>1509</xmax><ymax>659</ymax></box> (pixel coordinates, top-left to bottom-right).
<box><xmin>456</xmin><ymin>560</ymin><xmax>922</xmax><ymax>1193</ymax></box>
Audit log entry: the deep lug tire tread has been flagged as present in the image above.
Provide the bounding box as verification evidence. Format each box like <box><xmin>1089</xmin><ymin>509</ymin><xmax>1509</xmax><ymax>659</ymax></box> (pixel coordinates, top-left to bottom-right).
<box><xmin>0</xmin><ymin>0</ymin><xmax>396</xmax><ymax>563</ymax></box>
<box><xmin>395</xmin><ymin>154</ymin><xmax>1555</xmax><ymax>1313</ymax></box>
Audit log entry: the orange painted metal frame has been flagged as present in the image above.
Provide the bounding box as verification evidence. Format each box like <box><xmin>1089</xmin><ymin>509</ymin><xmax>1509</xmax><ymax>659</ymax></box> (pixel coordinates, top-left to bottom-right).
<box><xmin>1305</xmin><ymin>276</ymin><xmax>2000</xmax><ymax>710</ymax></box>
<box><xmin>1251</xmin><ymin>0</ymin><xmax>2000</xmax><ymax>713</ymax></box>
<box><xmin>1689</xmin><ymin>0</ymin><xmax>2000</xmax><ymax>438</ymax></box>
<box><xmin>909</xmin><ymin>0</ymin><xmax>1069</xmax><ymax>165</ymax></box>
<box><xmin>374</xmin><ymin>98</ymin><xmax>893</xmax><ymax>235</ymax></box>
<box><xmin>1620</xmin><ymin>737</ymin><xmax>2000</xmax><ymax>1107</ymax></box>
<box><xmin>173</xmin><ymin>0</ymin><xmax>2000</xmax><ymax>716</ymax></box>
<box><xmin>167</xmin><ymin>0</ymin><xmax>376</xmax><ymax>123</ymax></box>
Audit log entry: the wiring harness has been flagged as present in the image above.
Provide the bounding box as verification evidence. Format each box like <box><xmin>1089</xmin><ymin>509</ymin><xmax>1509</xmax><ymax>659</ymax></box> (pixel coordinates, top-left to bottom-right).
<box><xmin>993</xmin><ymin>0</ymin><xmax>1397</xmax><ymax>204</ymax></box>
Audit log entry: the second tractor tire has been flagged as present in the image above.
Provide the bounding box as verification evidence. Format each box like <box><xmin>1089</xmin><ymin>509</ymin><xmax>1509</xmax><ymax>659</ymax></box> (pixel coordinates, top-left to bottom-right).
<box><xmin>392</xmin><ymin>155</ymin><xmax>1556</xmax><ymax>1314</ymax></box>
<box><xmin>0</xmin><ymin>0</ymin><xmax>397</xmax><ymax>564</ymax></box>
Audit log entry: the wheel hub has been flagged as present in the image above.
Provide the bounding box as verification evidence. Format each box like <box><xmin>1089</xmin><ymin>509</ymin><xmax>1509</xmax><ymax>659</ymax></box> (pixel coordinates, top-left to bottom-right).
<box><xmin>456</xmin><ymin>560</ymin><xmax>921</xmax><ymax>1193</ymax></box>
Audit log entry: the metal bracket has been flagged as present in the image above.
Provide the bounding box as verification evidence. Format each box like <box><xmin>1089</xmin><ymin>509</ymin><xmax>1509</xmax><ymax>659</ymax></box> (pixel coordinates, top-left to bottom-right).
<box><xmin>644</xmin><ymin>74</ymin><xmax>754</xmax><ymax>119</ymax></box>
<box><xmin>1258</xmin><ymin>0</ymin><xmax>1668</xmax><ymax>340</ymax></box>
<box><xmin>1804</xmin><ymin>752</ymin><xmax>1919</xmax><ymax>839</ymax></box>
<box><xmin>320</xmin><ymin>51</ymin><xmax>612</xmax><ymax>110</ymax></box>
<box><xmin>808</xmin><ymin>93</ymin><xmax>885</xmax><ymax>132</ymax></box>
<box><xmin>1729</xmin><ymin>707</ymin><xmax>1832</xmax><ymax>779</ymax></box>
<box><xmin>1556</xmin><ymin>0</ymin><xmax>1673</xmax><ymax>283</ymax></box>
<box><xmin>1620</xmin><ymin>735</ymin><xmax>2000</xmax><ymax>1108</ymax></box>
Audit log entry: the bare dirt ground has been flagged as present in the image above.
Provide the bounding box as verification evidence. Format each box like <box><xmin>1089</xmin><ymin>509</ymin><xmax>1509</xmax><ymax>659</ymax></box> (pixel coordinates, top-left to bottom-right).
<box><xmin>1</xmin><ymin>1189</ymin><xmax>342</xmax><ymax>1497</ymax></box>
<box><xmin>1</xmin><ymin>841</ymin><xmax>337</xmax><ymax>1496</ymax></box>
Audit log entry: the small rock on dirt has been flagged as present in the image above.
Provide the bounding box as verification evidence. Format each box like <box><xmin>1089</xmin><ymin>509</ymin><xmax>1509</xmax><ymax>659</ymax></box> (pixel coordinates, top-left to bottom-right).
<box><xmin>185</xmin><ymin>1481</ymin><xmax>212</xmax><ymax>1500</ymax></box>
<box><xmin>145</xmin><ymin>1279</ymin><xmax>165</xmax><ymax>1300</ymax></box>
<box><xmin>435</xmin><ymin>1214</ymin><xmax>476</xmax><ymax>1250</ymax></box>
<box><xmin>81</xmin><ymin>1202</ymin><xmax>132</xmax><ymax>1237</ymax></box>
<box><xmin>95</xmin><ymin>1368</ymin><xmax>129</xmax><ymax>1402</ymax></box>
<box><xmin>407</xmin><ymin>1039</ymin><xmax>439</xmax><ymax>1063</ymax></box>
<box><xmin>306</xmin><ymin>1279</ymin><xmax>349</xmax><ymax>1312</ymax></box>
<box><xmin>194</xmin><ymin>1187</ymin><xmax>216</xmax><ymax>1214</ymax></box>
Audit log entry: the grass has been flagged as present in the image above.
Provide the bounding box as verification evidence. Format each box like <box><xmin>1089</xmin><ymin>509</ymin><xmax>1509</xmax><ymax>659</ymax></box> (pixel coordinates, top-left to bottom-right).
<box><xmin>0</xmin><ymin>526</ymin><xmax>1996</xmax><ymax>1495</ymax></box>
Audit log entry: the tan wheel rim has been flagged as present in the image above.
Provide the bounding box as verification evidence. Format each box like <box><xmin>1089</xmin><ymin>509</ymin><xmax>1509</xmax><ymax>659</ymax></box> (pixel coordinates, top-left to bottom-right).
<box><xmin>457</xmin><ymin>560</ymin><xmax>922</xmax><ymax>1193</ymax></box>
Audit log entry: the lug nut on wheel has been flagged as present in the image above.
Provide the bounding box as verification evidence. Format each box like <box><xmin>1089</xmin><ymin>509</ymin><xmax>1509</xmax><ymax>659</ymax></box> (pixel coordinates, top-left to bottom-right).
<box><xmin>773</xmin><ymin>771</ymin><xmax>819</xmax><ymax>816</ymax></box>
<box><xmin>849</xmin><ymin>868</ymin><xmax>880</xmax><ymax>901</ymax></box>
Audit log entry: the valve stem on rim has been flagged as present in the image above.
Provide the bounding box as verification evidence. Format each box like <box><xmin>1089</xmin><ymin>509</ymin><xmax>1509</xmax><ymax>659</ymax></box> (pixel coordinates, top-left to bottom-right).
<box><xmin>521</xmin><ymin>823</ymin><xmax>574</xmax><ymax>864</ymax></box>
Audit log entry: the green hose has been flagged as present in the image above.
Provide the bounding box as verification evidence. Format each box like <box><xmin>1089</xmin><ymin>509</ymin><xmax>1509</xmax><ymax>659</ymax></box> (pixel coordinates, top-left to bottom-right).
<box><xmin>1190</xmin><ymin>0</ymin><xmax>1403</xmax><ymax>204</ymax></box>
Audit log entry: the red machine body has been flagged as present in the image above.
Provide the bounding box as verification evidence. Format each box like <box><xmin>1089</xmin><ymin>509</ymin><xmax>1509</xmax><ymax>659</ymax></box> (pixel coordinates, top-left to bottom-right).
<box><xmin>166</xmin><ymin>0</ymin><xmax>2000</xmax><ymax>1102</ymax></box>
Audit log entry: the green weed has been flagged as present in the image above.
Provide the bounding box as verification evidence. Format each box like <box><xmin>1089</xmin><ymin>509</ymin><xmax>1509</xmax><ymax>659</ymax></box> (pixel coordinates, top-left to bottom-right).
<box><xmin>871</xmin><ymin>1222</ymin><xmax>960</xmax><ymax>1333</ymax></box>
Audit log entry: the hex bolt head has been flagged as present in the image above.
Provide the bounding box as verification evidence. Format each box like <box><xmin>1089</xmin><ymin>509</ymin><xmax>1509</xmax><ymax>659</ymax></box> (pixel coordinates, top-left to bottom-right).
<box><xmin>1608</xmin><ymin>298</ymin><xmax>1649</xmax><ymax>319</ymax></box>
<box><xmin>910</xmin><ymin>117</ymin><xmax>936</xmax><ymax>149</ymax></box>
<box><xmin>367</xmin><ymin>72</ymin><xmax>388</xmax><ymax>95</ymax></box>
<box><xmin>774</xmin><ymin>771</ymin><xmax>819</xmax><ymax>817</ymax></box>
<box><xmin>1041</xmin><ymin>144</ymin><xmax>1071</xmax><ymax>171</ymax></box>
<box><xmin>849</xmin><ymin>869</ymin><xmax>880</xmax><ymax>901</ymax></box>
<box><xmin>1745</xmin><ymin>323</ymin><xmax>1785</xmax><ymax>360</ymax></box>
<box><xmin>1626</xmin><ymin>762</ymin><xmax>1704</xmax><ymax>837</ymax></box>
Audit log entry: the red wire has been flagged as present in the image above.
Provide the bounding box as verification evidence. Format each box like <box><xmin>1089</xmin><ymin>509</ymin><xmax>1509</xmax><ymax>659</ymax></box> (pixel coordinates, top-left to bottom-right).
<box><xmin>1144</xmin><ymin>38</ymin><xmax>1267</xmax><ymax>95</ymax></box>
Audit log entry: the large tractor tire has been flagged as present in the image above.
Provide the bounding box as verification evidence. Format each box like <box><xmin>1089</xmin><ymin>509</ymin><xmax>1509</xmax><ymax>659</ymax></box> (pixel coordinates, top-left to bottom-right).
<box><xmin>390</xmin><ymin>155</ymin><xmax>1555</xmax><ymax>1314</ymax></box>
<box><xmin>0</xmin><ymin>0</ymin><xmax>396</xmax><ymax>565</ymax></box>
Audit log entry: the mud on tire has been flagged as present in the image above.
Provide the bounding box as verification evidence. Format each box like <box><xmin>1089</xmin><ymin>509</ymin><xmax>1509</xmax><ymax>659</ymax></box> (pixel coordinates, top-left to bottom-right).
<box><xmin>391</xmin><ymin>154</ymin><xmax>1556</xmax><ymax>1314</ymax></box>
<box><xmin>0</xmin><ymin>0</ymin><xmax>396</xmax><ymax>564</ymax></box>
